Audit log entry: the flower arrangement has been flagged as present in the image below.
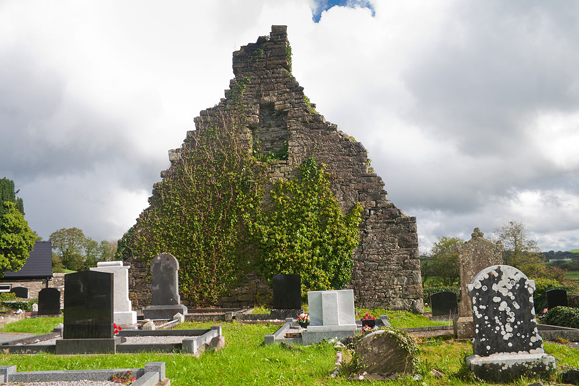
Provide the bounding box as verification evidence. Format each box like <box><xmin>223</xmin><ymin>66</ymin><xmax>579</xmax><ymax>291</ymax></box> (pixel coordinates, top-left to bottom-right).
<box><xmin>361</xmin><ymin>325</ymin><xmax>373</xmax><ymax>334</ymax></box>
<box><xmin>361</xmin><ymin>312</ymin><xmax>376</xmax><ymax>321</ymax></box>
<box><xmin>110</xmin><ymin>371</ymin><xmax>135</xmax><ymax>385</ymax></box>
<box><xmin>114</xmin><ymin>323</ymin><xmax>122</xmax><ymax>335</ymax></box>
<box><xmin>297</xmin><ymin>313</ymin><xmax>310</xmax><ymax>324</ymax></box>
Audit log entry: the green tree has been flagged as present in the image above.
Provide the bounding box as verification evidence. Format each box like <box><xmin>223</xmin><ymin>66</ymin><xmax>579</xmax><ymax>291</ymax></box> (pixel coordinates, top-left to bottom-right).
<box><xmin>98</xmin><ymin>240</ymin><xmax>118</xmax><ymax>262</ymax></box>
<box><xmin>0</xmin><ymin>201</ymin><xmax>36</xmax><ymax>277</ymax></box>
<box><xmin>430</xmin><ymin>236</ymin><xmax>464</xmax><ymax>286</ymax></box>
<box><xmin>250</xmin><ymin>157</ymin><xmax>363</xmax><ymax>293</ymax></box>
<box><xmin>49</xmin><ymin>227</ymin><xmax>90</xmax><ymax>271</ymax></box>
<box><xmin>494</xmin><ymin>220</ymin><xmax>546</xmax><ymax>277</ymax></box>
<box><xmin>0</xmin><ymin>178</ymin><xmax>24</xmax><ymax>215</ymax></box>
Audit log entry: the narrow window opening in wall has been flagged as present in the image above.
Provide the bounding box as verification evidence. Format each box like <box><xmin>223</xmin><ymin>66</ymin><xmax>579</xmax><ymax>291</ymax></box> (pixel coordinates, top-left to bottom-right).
<box><xmin>0</xmin><ymin>284</ymin><xmax>12</xmax><ymax>292</ymax></box>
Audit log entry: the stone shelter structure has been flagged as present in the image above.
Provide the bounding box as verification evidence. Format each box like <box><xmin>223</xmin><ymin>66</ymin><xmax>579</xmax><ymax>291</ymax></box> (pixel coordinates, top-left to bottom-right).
<box><xmin>126</xmin><ymin>26</ymin><xmax>422</xmax><ymax>312</ymax></box>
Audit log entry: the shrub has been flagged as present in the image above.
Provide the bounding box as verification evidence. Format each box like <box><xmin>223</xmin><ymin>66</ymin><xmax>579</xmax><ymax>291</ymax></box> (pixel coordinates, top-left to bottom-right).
<box><xmin>540</xmin><ymin>306</ymin><xmax>579</xmax><ymax>329</ymax></box>
<box><xmin>533</xmin><ymin>278</ymin><xmax>570</xmax><ymax>311</ymax></box>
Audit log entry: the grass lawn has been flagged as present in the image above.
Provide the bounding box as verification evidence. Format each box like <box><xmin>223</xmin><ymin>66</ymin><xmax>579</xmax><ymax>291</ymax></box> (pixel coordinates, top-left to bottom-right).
<box><xmin>565</xmin><ymin>270</ymin><xmax>579</xmax><ymax>280</ymax></box>
<box><xmin>1</xmin><ymin>313</ymin><xmax>578</xmax><ymax>385</ymax></box>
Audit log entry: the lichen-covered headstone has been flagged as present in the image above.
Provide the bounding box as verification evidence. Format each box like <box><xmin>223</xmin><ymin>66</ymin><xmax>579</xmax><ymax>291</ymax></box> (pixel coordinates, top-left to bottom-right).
<box><xmin>465</xmin><ymin>265</ymin><xmax>556</xmax><ymax>382</ymax></box>
<box><xmin>353</xmin><ymin>329</ymin><xmax>416</xmax><ymax>376</ymax></box>
<box><xmin>143</xmin><ymin>253</ymin><xmax>188</xmax><ymax>319</ymax></box>
<box><xmin>468</xmin><ymin>265</ymin><xmax>543</xmax><ymax>355</ymax></box>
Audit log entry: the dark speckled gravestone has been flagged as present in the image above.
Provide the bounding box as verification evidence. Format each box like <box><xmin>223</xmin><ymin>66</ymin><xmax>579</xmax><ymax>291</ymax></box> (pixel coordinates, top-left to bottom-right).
<box><xmin>546</xmin><ymin>289</ymin><xmax>568</xmax><ymax>310</ymax></box>
<box><xmin>465</xmin><ymin>265</ymin><xmax>555</xmax><ymax>382</ymax></box>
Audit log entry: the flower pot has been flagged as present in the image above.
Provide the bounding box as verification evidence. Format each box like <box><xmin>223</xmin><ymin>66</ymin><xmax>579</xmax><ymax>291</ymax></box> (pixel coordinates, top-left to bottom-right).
<box><xmin>362</xmin><ymin>319</ymin><xmax>376</xmax><ymax>328</ymax></box>
<box><xmin>299</xmin><ymin>322</ymin><xmax>309</xmax><ymax>328</ymax></box>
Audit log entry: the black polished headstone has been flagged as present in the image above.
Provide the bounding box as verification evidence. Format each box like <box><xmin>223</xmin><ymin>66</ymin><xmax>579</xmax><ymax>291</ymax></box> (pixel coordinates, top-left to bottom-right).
<box><xmin>467</xmin><ymin>265</ymin><xmax>544</xmax><ymax>356</ymax></box>
<box><xmin>546</xmin><ymin>289</ymin><xmax>568</xmax><ymax>310</ymax></box>
<box><xmin>10</xmin><ymin>287</ymin><xmax>28</xmax><ymax>299</ymax></box>
<box><xmin>63</xmin><ymin>270</ymin><xmax>113</xmax><ymax>339</ymax></box>
<box><xmin>151</xmin><ymin>253</ymin><xmax>180</xmax><ymax>305</ymax></box>
<box><xmin>272</xmin><ymin>274</ymin><xmax>301</xmax><ymax>310</ymax></box>
<box><xmin>38</xmin><ymin>288</ymin><xmax>61</xmax><ymax>315</ymax></box>
<box><xmin>430</xmin><ymin>291</ymin><xmax>458</xmax><ymax>317</ymax></box>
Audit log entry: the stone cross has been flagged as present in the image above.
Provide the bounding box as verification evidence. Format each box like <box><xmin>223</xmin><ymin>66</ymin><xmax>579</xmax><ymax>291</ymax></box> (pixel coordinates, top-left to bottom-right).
<box><xmin>457</xmin><ymin>228</ymin><xmax>503</xmax><ymax>317</ymax></box>
<box><xmin>467</xmin><ymin>265</ymin><xmax>543</xmax><ymax>356</ymax></box>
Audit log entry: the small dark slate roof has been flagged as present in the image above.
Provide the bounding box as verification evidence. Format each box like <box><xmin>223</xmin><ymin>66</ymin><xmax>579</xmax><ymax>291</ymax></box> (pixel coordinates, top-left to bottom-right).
<box><xmin>2</xmin><ymin>241</ymin><xmax>53</xmax><ymax>279</ymax></box>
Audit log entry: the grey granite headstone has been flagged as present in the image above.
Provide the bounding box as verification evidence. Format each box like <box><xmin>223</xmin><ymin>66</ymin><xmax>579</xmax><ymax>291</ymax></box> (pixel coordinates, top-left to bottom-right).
<box><xmin>430</xmin><ymin>291</ymin><xmax>458</xmax><ymax>317</ymax></box>
<box><xmin>546</xmin><ymin>289</ymin><xmax>568</xmax><ymax>310</ymax></box>
<box><xmin>151</xmin><ymin>253</ymin><xmax>180</xmax><ymax>305</ymax></box>
<box><xmin>38</xmin><ymin>288</ymin><xmax>61</xmax><ymax>315</ymax></box>
<box><xmin>63</xmin><ymin>270</ymin><xmax>113</xmax><ymax>339</ymax></box>
<box><xmin>143</xmin><ymin>253</ymin><xmax>187</xmax><ymax>319</ymax></box>
<box><xmin>465</xmin><ymin>265</ymin><xmax>555</xmax><ymax>382</ymax></box>
<box><xmin>10</xmin><ymin>287</ymin><xmax>28</xmax><ymax>299</ymax></box>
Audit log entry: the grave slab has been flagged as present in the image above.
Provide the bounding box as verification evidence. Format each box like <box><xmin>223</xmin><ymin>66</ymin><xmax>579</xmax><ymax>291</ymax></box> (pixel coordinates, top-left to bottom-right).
<box><xmin>272</xmin><ymin>274</ymin><xmax>301</xmax><ymax>310</ymax></box>
<box><xmin>546</xmin><ymin>288</ymin><xmax>568</xmax><ymax>310</ymax></box>
<box><xmin>143</xmin><ymin>253</ymin><xmax>188</xmax><ymax>320</ymax></box>
<box><xmin>430</xmin><ymin>291</ymin><xmax>458</xmax><ymax>318</ymax></box>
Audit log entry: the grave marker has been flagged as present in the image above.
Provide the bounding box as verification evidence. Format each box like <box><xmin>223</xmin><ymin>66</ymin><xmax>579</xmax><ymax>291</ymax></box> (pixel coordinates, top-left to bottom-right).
<box><xmin>9</xmin><ymin>287</ymin><xmax>28</xmax><ymax>299</ymax></box>
<box><xmin>302</xmin><ymin>289</ymin><xmax>357</xmax><ymax>345</ymax></box>
<box><xmin>90</xmin><ymin>261</ymin><xmax>137</xmax><ymax>325</ymax></box>
<box><xmin>430</xmin><ymin>291</ymin><xmax>458</xmax><ymax>318</ymax></box>
<box><xmin>272</xmin><ymin>274</ymin><xmax>301</xmax><ymax>310</ymax></box>
<box><xmin>465</xmin><ymin>265</ymin><xmax>555</xmax><ymax>382</ymax></box>
<box><xmin>143</xmin><ymin>253</ymin><xmax>188</xmax><ymax>319</ymax></box>
<box><xmin>454</xmin><ymin>228</ymin><xmax>503</xmax><ymax>338</ymax></box>
<box><xmin>546</xmin><ymin>288</ymin><xmax>568</xmax><ymax>310</ymax></box>
<box><xmin>38</xmin><ymin>288</ymin><xmax>61</xmax><ymax>315</ymax></box>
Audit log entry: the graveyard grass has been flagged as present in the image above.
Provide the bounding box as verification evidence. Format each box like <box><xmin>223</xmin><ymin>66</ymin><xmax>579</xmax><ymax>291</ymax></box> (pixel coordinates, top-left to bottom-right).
<box><xmin>2</xmin><ymin>315</ymin><xmax>579</xmax><ymax>385</ymax></box>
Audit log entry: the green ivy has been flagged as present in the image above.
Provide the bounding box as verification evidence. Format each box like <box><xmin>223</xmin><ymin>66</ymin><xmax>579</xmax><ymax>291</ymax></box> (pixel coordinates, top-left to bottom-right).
<box><xmin>540</xmin><ymin>306</ymin><xmax>579</xmax><ymax>329</ymax></box>
<box><xmin>285</xmin><ymin>44</ymin><xmax>292</xmax><ymax>72</ymax></box>
<box><xmin>304</xmin><ymin>96</ymin><xmax>318</xmax><ymax>114</ymax></box>
<box><xmin>119</xmin><ymin>116</ymin><xmax>268</xmax><ymax>306</ymax></box>
<box><xmin>250</xmin><ymin>157</ymin><xmax>362</xmax><ymax>294</ymax></box>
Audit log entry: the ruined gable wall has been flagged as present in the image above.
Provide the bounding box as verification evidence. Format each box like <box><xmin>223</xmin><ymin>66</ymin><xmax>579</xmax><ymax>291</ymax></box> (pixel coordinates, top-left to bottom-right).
<box><xmin>127</xmin><ymin>26</ymin><xmax>423</xmax><ymax>312</ymax></box>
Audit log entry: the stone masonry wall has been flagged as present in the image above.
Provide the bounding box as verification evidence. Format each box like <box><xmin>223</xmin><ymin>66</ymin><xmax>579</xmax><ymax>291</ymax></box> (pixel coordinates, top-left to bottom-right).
<box><xmin>1</xmin><ymin>273</ymin><xmax>66</xmax><ymax>309</ymax></box>
<box><xmin>126</xmin><ymin>26</ymin><xmax>423</xmax><ymax>312</ymax></box>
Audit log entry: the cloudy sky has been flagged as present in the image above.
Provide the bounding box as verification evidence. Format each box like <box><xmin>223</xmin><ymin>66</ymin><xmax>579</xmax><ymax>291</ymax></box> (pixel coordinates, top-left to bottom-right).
<box><xmin>1</xmin><ymin>0</ymin><xmax>578</xmax><ymax>253</ymax></box>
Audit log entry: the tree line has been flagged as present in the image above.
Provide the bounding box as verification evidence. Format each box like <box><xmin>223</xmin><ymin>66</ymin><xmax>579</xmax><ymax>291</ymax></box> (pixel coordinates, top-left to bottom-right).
<box><xmin>421</xmin><ymin>220</ymin><xmax>570</xmax><ymax>287</ymax></box>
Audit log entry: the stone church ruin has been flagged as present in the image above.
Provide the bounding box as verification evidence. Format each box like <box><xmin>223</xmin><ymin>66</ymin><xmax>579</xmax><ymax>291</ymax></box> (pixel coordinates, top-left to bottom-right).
<box><xmin>125</xmin><ymin>26</ymin><xmax>423</xmax><ymax>313</ymax></box>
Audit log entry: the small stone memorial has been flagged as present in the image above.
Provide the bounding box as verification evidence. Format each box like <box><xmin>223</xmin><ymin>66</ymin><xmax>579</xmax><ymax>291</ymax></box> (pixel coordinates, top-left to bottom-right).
<box><xmin>57</xmin><ymin>270</ymin><xmax>118</xmax><ymax>354</ymax></box>
<box><xmin>546</xmin><ymin>288</ymin><xmax>568</xmax><ymax>310</ymax></box>
<box><xmin>454</xmin><ymin>228</ymin><xmax>503</xmax><ymax>338</ymax></box>
<box><xmin>430</xmin><ymin>291</ymin><xmax>458</xmax><ymax>319</ymax></box>
<box><xmin>465</xmin><ymin>265</ymin><xmax>555</xmax><ymax>382</ymax></box>
<box><xmin>9</xmin><ymin>287</ymin><xmax>28</xmax><ymax>299</ymax></box>
<box><xmin>91</xmin><ymin>261</ymin><xmax>137</xmax><ymax>325</ymax></box>
<box><xmin>353</xmin><ymin>329</ymin><xmax>416</xmax><ymax>376</ymax></box>
<box><xmin>38</xmin><ymin>288</ymin><xmax>61</xmax><ymax>315</ymax></box>
<box><xmin>302</xmin><ymin>289</ymin><xmax>357</xmax><ymax>345</ymax></box>
<box><xmin>143</xmin><ymin>253</ymin><xmax>188</xmax><ymax>320</ymax></box>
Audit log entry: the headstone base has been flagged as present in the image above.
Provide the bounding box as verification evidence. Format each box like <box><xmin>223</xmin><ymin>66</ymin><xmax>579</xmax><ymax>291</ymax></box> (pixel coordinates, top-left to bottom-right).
<box><xmin>306</xmin><ymin>324</ymin><xmax>358</xmax><ymax>332</ymax></box>
<box><xmin>114</xmin><ymin>310</ymin><xmax>138</xmax><ymax>326</ymax></box>
<box><xmin>466</xmin><ymin>353</ymin><xmax>556</xmax><ymax>382</ymax></box>
<box><xmin>269</xmin><ymin>309</ymin><xmax>302</xmax><ymax>319</ymax></box>
<box><xmin>453</xmin><ymin>316</ymin><xmax>474</xmax><ymax>339</ymax></box>
<box><xmin>301</xmin><ymin>328</ymin><xmax>358</xmax><ymax>345</ymax></box>
<box><xmin>55</xmin><ymin>337</ymin><xmax>120</xmax><ymax>355</ymax></box>
<box><xmin>143</xmin><ymin>304</ymin><xmax>188</xmax><ymax>320</ymax></box>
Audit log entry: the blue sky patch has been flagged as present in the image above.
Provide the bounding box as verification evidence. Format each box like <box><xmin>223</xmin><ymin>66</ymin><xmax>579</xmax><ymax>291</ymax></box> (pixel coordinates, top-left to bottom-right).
<box><xmin>312</xmin><ymin>0</ymin><xmax>376</xmax><ymax>22</ymax></box>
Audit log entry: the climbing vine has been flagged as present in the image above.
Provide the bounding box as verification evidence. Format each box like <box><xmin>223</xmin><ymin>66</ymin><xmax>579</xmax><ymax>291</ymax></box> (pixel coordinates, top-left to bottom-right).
<box><xmin>119</xmin><ymin>115</ymin><xmax>268</xmax><ymax>305</ymax></box>
<box><xmin>250</xmin><ymin>157</ymin><xmax>363</xmax><ymax>293</ymax></box>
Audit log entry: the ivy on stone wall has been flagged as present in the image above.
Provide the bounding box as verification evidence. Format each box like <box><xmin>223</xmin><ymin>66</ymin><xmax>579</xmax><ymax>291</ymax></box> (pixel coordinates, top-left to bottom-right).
<box><xmin>119</xmin><ymin>116</ymin><xmax>268</xmax><ymax>306</ymax></box>
<box><xmin>250</xmin><ymin>157</ymin><xmax>363</xmax><ymax>293</ymax></box>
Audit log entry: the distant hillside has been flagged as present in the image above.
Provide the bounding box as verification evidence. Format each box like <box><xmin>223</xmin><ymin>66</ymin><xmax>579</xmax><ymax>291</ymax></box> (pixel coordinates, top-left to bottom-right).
<box><xmin>542</xmin><ymin>250</ymin><xmax>579</xmax><ymax>260</ymax></box>
<box><xmin>571</xmin><ymin>249</ymin><xmax>579</xmax><ymax>253</ymax></box>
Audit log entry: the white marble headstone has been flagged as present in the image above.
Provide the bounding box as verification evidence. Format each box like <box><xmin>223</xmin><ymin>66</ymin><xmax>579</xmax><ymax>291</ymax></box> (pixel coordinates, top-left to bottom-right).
<box><xmin>307</xmin><ymin>289</ymin><xmax>356</xmax><ymax>331</ymax></box>
<box><xmin>90</xmin><ymin>261</ymin><xmax>137</xmax><ymax>325</ymax></box>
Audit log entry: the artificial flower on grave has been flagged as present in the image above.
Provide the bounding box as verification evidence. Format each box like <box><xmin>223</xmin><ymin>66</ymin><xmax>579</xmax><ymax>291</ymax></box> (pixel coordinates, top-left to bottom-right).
<box><xmin>297</xmin><ymin>313</ymin><xmax>310</xmax><ymax>324</ymax></box>
<box><xmin>361</xmin><ymin>312</ymin><xmax>376</xmax><ymax>321</ymax></box>
<box><xmin>114</xmin><ymin>323</ymin><xmax>122</xmax><ymax>335</ymax></box>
